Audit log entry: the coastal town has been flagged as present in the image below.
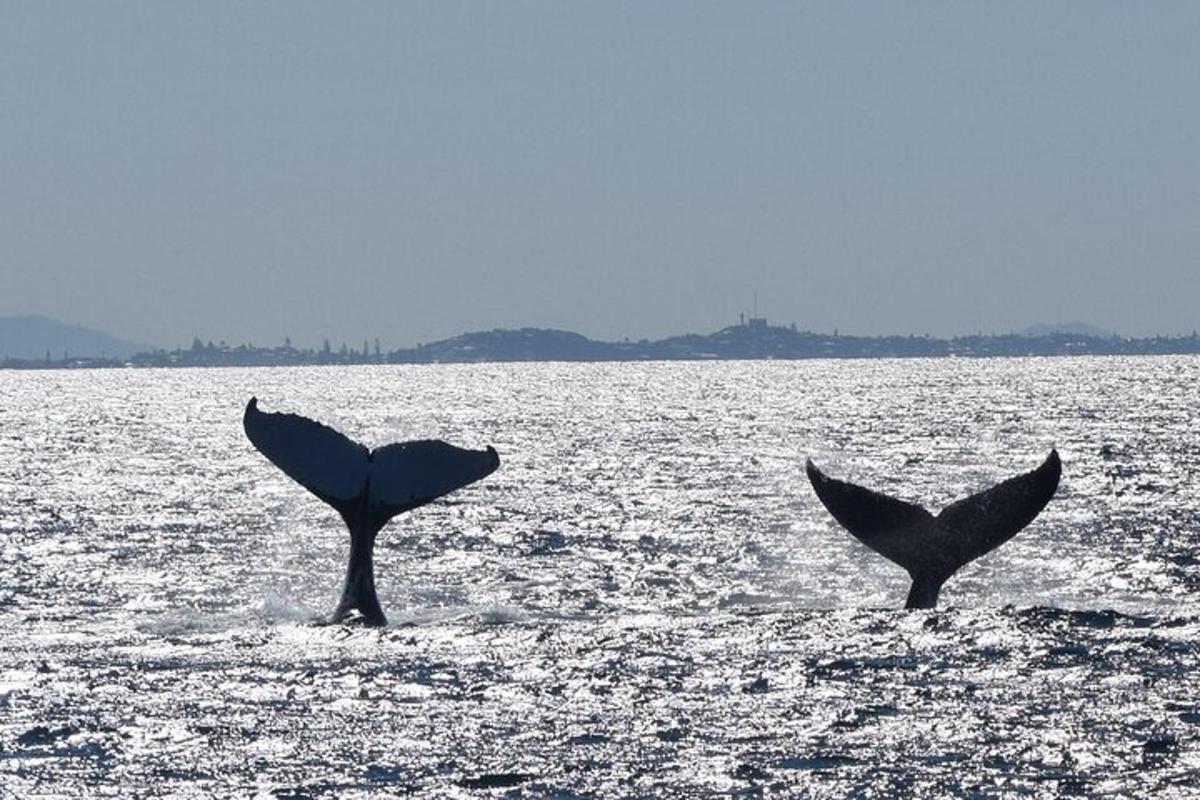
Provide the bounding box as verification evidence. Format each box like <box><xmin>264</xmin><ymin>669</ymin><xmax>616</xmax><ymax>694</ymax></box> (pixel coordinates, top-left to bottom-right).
<box><xmin>5</xmin><ymin>316</ymin><xmax>1199</xmax><ymax>369</ymax></box>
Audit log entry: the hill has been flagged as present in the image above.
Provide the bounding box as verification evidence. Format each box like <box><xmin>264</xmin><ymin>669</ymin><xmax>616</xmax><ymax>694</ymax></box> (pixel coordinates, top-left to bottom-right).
<box><xmin>0</xmin><ymin>315</ymin><xmax>153</xmax><ymax>361</ymax></box>
<box><xmin>1020</xmin><ymin>321</ymin><xmax>1116</xmax><ymax>339</ymax></box>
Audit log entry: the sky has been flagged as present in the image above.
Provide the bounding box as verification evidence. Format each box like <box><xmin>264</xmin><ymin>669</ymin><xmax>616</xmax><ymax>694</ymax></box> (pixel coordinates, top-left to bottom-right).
<box><xmin>3</xmin><ymin>2</ymin><xmax>1198</xmax><ymax>349</ymax></box>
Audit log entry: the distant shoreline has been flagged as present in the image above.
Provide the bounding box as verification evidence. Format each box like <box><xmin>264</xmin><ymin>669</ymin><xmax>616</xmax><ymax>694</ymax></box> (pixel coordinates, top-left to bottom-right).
<box><xmin>4</xmin><ymin>321</ymin><xmax>1199</xmax><ymax>370</ymax></box>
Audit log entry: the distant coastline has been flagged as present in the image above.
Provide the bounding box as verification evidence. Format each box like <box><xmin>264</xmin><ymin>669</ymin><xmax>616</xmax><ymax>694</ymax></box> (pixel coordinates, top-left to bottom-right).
<box><xmin>4</xmin><ymin>319</ymin><xmax>1200</xmax><ymax>370</ymax></box>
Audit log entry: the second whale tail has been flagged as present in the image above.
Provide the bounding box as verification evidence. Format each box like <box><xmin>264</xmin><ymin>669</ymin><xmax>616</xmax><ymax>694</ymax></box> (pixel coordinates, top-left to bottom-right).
<box><xmin>806</xmin><ymin>450</ymin><xmax>1061</xmax><ymax>609</ymax></box>
<box><xmin>243</xmin><ymin>398</ymin><xmax>500</xmax><ymax>625</ymax></box>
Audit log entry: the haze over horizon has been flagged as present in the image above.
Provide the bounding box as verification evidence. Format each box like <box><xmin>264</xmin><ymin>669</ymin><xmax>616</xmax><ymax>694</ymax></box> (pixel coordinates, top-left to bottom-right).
<box><xmin>4</xmin><ymin>3</ymin><xmax>1198</xmax><ymax>350</ymax></box>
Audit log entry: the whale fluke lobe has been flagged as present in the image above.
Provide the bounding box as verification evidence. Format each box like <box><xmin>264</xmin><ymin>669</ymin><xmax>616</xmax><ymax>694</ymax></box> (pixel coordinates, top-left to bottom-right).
<box><xmin>243</xmin><ymin>398</ymin><xmax>370</xmax><ymax>509</ymax></box>
<box><xmin>243</xmin><ymin>397</ymin><xmax>500</xmax><ymax>625</ymax></box>
<box><xmin>806</xmin><ymin>450</ymin><xmax>1061</xmax><ymax>609</ymax></box>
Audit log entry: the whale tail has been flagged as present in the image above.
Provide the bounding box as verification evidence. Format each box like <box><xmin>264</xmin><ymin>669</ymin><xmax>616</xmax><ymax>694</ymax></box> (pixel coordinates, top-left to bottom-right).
<box><xmin>243</xmin><ymin>397</ymin><xmax>500</xmax><ymax>624</ymax></box>
<box><xmin>806</xmin><ymin>450</ymin><xmax>1061</xmax><ymax>609</ymax></box>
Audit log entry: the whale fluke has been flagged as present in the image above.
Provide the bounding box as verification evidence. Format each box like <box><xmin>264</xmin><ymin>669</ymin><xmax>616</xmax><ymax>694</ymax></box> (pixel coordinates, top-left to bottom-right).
<box><xmin>806</xmin><ymin>450</ymin><xmax>1061</xmax><ymax>609</ymax></box>
<box><xmin>244</xmin><ymin>397</ymin><xmax>500</xmax><ymax>625</ymax></box>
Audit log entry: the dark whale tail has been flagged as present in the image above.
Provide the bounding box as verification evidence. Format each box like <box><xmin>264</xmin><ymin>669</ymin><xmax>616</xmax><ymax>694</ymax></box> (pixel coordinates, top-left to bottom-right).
<box><xmin>243</xmin><ymin>397</ymin><xmax>500</xmax><ymax>625</ymax></box>
<box><xmin>806</xmin><ymin>450</ymin><xmax>1061</xmax><ymax>609</ymax></box>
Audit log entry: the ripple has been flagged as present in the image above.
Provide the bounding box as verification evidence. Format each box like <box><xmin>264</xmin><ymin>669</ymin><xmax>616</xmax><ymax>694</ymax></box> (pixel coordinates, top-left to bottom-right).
<box><xmin>1</xmin><ymin>358</ymin><xmax>1199</xmax><ymax>795</ymax></box>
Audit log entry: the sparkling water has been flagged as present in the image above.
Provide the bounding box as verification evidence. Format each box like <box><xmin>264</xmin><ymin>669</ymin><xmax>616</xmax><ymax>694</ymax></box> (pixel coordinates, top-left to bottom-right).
<box><xmin>2</xmin><ymin>357</ymin><xmax>1198</xmax><ymax>796</ymax></box>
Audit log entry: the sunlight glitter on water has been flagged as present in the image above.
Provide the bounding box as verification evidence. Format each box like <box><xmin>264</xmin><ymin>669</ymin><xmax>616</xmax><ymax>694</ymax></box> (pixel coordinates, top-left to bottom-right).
<box><xmin>1</xmin><ymin>356</ymin><xmax>1199</xmax><ymax>796</ymax></box>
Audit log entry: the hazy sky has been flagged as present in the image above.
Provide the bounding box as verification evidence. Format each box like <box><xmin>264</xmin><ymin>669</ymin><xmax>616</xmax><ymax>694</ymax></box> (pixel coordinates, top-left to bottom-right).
<box><xmin>3</xmin><ymin>2</ymin><xmax>1198</xmax><ymax>348</ymax></box>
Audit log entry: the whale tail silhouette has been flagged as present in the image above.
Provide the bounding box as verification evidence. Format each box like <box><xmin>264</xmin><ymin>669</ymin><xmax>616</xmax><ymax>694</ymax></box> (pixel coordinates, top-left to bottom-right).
<box><xmin>243</xmin><ymin>397</ymin><xmax>500</xmax><ymax>625</ymax></box>
<box><xmin>806</xmin><ymin>450</ymin><xmax>1061</xmax><ymax>609</ymax></box>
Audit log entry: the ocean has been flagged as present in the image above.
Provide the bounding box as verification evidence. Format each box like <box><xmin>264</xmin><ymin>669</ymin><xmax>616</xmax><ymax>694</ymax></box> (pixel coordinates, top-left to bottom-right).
<box><xmin>1</xmin><ymin>357</ymin><xmax>1198</xmax><ymax>796</ymax></box>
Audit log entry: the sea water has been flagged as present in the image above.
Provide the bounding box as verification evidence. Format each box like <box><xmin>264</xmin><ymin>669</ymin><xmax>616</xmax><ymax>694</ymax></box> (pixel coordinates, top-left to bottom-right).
<box><xmin>1</xmin><ymin>357</ymin><xmax>1198</xmax><ymax>796</ymax></box>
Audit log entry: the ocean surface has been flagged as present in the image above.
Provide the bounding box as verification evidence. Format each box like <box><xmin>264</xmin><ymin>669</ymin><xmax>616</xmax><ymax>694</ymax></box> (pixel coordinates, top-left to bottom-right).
<box><xmin>1</xmin><ymin>357</ymin><xmax>1198</xmax><ymax>797</ymax></box>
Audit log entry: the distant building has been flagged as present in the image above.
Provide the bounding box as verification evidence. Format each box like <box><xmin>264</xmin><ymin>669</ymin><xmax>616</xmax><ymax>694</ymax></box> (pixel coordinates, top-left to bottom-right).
<box><xmin>748</xmin><ymin>317</ymin><xmax>768</xmax><ymax>329</ymax></box>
